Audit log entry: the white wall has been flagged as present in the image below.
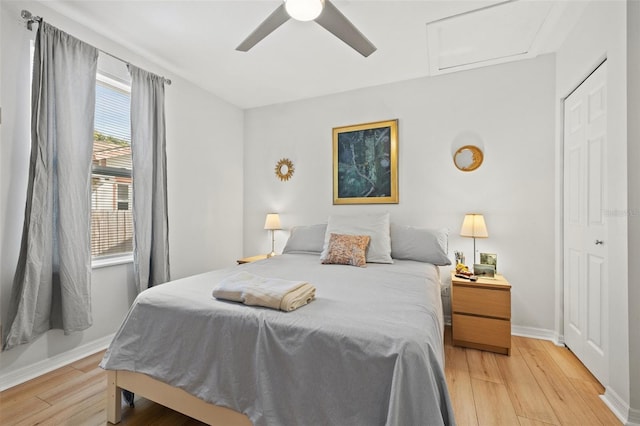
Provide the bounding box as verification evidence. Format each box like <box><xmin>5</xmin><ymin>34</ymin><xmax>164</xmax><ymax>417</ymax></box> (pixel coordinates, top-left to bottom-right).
<box><xmin>0</xmin><ymin>0</ymin><xmax>243</xmax><ymax>388</ymax></box>
<box><xmin>244</xmin><ymin>55</ymin><xmax>556</xmax><ymax>332</ymax></box>
<box><xmin>626</xmin><ymin>0</ymin><xmax>640</xmax><ymax>422</ymax></box>
<box><xmin>554</xmin><ymin>1</ymin><xmax>633</xmax><ymax>421</ymax></box>
<box><xmin>165</xmin><ymin>62</ymin><xmax>244</xmax><ymax>280</ymax></box>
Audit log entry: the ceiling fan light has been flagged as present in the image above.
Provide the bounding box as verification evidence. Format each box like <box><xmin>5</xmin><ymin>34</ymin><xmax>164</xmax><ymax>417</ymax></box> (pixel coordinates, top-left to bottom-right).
<box><xmin>285</xmin><ymin>0</ymin><xmax>324</xmax><ymax>22</ymax></box>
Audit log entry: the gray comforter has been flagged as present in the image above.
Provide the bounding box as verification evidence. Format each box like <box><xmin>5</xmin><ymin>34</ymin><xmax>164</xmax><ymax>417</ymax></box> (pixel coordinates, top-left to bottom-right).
<box><xmin>100</xmin><ymin>254</ymin><xmax>455</xmax><ymax>425</ymax></box>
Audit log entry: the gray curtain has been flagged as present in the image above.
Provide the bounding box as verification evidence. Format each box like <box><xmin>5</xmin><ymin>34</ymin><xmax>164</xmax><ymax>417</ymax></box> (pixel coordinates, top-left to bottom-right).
<box><xmin>3</xmin><ymin>22</ymin><xmax>98</xmax><ymax>350</ymax></box>
<box><xmin>128</xmin><ymin>65</ymin><xmax>170</xmax><ymax>293</ymax></box>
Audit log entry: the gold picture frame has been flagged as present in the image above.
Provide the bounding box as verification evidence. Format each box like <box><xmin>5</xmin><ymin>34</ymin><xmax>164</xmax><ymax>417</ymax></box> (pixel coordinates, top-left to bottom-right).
<box><xmin>333</xmin><ymin>119</ymin><xmax>399</xmax><ymax>205</ymax></box>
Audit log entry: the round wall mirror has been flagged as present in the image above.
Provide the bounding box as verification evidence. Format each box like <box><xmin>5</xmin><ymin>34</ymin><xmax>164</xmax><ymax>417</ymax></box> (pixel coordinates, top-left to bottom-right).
<box><xmin>275</xmin><ymin>158</ymin><xmax>295</xmax><ymax>181</ymax></box>
<box><xmin>453</xmin><ymin>145</ymin><xmax>484</xmax><ymax>172</ymax></box>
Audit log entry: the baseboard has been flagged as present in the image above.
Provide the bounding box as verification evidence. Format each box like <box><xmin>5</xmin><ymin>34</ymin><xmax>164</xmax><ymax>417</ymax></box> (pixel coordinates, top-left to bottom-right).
<box><xmin>628</xmin><ymin>406</ymin><xmax>640</xmax><ymax>425</ymax></box>
<box><xmin>511</xmin><ymin>324</ymin><xmax>560</xmax><ymax>344</ymax></box>
<box><xmin>601</xmin><ymin>386</ymin><xmax>632</xmax><ymax>425</ymax></box>
<box><xmin>0</xmin><ymin>333</ymin><xmax>114</xmax><ymax>392</ymax></box>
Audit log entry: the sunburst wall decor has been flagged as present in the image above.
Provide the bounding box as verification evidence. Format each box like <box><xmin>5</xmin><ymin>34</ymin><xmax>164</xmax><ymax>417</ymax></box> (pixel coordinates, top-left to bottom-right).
<box><xmin>275</xmin><ymin>158</ymin><xmax>294</xmax><ymax>181</ymax></box>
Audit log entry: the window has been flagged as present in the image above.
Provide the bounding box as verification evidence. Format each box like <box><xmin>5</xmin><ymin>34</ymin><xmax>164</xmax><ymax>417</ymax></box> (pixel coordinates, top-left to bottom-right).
<box><xmin>117</xmin><ymin>184</ymin><xmax>130</xmax><ymax>211</ymax></box>
<box><xmin>91</xmin><ymin>75</ymin><xmax>133</xmax><ymax>259</ymax></box>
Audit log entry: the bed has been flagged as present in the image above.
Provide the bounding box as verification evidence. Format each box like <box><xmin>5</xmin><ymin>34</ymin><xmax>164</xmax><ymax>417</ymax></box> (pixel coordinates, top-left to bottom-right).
<box><xmin>100</xmin><ymin>218</ymin><xmax>455</xmax><ymax>425</ymax></box>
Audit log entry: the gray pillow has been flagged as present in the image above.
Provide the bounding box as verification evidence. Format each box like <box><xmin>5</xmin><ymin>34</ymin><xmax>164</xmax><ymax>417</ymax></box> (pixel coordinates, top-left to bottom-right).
<box><xmin>283</xmin><ymin>224</ymin><xmax>327</xmax><ymax>254</ymax></box>
<box><xmin>390</xmin><ymin>224</ymin><xmax>451</xmax><ymax>266</ymax></box>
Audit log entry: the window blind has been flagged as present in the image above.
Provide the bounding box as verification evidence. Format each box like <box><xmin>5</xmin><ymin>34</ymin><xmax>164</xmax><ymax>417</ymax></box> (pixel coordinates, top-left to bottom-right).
<box><xmin>91</xmin><ymin>78</ymin><xmax>133</xmax><ymax>258</ymax></box>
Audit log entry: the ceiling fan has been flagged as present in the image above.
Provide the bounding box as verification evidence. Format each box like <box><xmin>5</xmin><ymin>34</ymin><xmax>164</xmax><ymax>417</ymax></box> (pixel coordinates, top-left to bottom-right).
<box><xmin>236</xmin><ymin>0</ymin><xmax>376</xmax><ymax>57</ymax></box>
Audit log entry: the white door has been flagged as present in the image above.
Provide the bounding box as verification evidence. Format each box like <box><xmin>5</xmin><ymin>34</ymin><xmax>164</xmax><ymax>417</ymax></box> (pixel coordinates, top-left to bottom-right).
<box><xmin>563</xmin><ymin>62</ymin><xmax>608</xmax><ymax>384</ymax></box>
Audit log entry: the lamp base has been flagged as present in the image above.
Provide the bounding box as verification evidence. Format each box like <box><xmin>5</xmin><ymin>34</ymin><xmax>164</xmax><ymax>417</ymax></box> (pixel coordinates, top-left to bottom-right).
<box><xmin>473</xmin><ymin>237</ymin><xmax>477</xmax><ymax>265</ymax></box>
<box><xmin>268</xmin><ymin>230</ymin><xmax>276</xmax><ymax>257</ymax></box>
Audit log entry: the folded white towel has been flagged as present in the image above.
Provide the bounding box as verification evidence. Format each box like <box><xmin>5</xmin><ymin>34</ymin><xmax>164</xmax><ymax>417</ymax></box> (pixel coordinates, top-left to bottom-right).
<box><xmin>213</xmin><ymin>271</ymin><xmax>316</xmax><ymax>311</ymax></box>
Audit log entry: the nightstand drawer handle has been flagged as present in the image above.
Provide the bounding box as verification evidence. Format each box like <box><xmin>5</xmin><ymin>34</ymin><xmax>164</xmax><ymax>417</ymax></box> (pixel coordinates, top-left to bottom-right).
<box><xmin>595</xmin><ymin>240</ymin><xmax>604</xmax><ymax>245</ymax></box>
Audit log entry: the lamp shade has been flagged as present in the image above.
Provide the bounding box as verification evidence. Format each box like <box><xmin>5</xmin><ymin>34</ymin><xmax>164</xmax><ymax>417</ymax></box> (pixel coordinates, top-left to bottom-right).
<box><xmin>460</xmin><ymin>214</ymin><xmax>488</xmax><ymax>238</ymax></box>
<box><xmin>264</xmin><ymin>213</ymin><xmax>282</xmax><ymax>230</ymax></box>
<box><xmin>285</xmin><ymin>0</ymin><xmax>324</xmax><ymax>21</ymax></box>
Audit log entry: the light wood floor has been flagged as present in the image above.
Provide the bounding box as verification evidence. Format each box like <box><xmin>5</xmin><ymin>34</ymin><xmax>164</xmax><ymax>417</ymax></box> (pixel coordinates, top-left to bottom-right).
<box><xmin>443</xmin><ymin>327</ymin><xmax>620</xmax><ymax>425</ymax></box>
<box><xmin>0</xmin><ymin>327</ymin><xmax>621</xmax><ymax>426</ymax></box>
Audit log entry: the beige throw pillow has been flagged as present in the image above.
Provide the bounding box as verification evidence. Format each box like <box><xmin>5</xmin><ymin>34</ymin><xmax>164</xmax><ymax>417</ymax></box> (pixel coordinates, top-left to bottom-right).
<box><xmin>321</xmin><ymin>233</ymin><xmax>371</xmax><ymax>267</ymax></box>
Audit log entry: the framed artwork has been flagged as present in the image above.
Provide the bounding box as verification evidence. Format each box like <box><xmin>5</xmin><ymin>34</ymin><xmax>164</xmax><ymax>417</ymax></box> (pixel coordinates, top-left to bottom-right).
<box><xmin>473</xmin><ymin>263</ymin><xmax>495</xmax><ymax>278</ymax></box>
<box><xmin>480</xmin><ymin>252</ymin><xmax>497</xmax><ymax>273</ymax></box>
<box><xmin>333</xmin><ymin>119</ymin><xmax>399</xmax><ymax>204</ymax></box>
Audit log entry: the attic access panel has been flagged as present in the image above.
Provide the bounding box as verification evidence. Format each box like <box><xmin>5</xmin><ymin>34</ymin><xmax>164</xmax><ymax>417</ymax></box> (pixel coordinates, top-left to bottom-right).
<box><xmin>426</xmin><ymin>0</ymin><xmax>558</xmax><ymax>75</ymax></box>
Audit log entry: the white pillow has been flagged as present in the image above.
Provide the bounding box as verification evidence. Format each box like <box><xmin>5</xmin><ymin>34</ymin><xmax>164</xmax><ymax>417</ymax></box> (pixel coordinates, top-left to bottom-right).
<box><xmin>320</xmin><ymin>213</ymin><xmax>392</xmax><ymax>264</ymax></box>
<box><xmin>390</xmin><ymin>224</ymin><xmax>451</xmax><ymax>266</ymax></box>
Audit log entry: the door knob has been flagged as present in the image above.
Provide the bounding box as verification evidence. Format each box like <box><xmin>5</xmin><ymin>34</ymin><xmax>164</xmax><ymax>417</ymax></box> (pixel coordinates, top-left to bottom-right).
<box><xmin>595</xmin><ymin>240</ymin><xmax>604</xmax><ymax>245</ymax></box>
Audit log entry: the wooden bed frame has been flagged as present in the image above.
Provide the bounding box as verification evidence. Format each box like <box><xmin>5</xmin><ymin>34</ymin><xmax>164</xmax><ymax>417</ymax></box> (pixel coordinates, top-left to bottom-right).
<box><xmin>107</xmin><ymin>370</ymin><xmax>252</xmax><ymax>425</ymax></box>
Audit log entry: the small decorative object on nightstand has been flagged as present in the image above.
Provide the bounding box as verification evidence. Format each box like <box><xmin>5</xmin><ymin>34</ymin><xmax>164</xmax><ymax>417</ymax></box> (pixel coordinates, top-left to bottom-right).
<box><xmin>237</xmin><ymin>254</ymin><xmax>269</xmax><ymax>264</ymax></box>
<box><xmin>480</xmin><ymin>252</ymin><xmax>497</xmax><ymax>273</ymax></box>
<box><xmin>451</xmin><ymin>272</ymin><xmax>511</xmax><ymax>355</ymax></box>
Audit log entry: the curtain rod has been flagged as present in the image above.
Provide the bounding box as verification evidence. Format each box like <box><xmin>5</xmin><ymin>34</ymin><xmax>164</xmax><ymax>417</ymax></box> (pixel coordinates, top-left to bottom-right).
<box><xmin>21</xmin><ymin>9</ymin><xmax>172</xmax><ymax>86</ymax></box>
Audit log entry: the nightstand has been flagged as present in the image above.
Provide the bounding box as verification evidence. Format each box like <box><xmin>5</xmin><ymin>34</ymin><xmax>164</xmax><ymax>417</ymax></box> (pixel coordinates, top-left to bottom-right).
<box><xmin>236</xmin><ymin>254</ymin><xmax>269</xmax><ymax>264</ymax></box>
<box><xmin>451</xmin><ymin>272</ymin><xmax>511</xmax><ymax>355</ymax></box>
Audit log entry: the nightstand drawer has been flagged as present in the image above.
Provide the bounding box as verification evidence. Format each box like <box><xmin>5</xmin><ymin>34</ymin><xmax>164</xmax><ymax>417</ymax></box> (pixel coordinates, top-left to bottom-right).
<box><xmin>452</xmin><ymin>285</ymin><xmax>510</xmax><ymax>319</ymax></box>
<box><xmin>453</xmin><ymin>314</ymin><xmax>511</xmax><ymax>349</ymax></box>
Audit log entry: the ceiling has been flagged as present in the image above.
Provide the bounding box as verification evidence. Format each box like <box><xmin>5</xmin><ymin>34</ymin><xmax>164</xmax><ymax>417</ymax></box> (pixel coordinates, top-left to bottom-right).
<box><xmin>29</xmin><ymin>0</ymin><xmax>585</xmax><ymax>109</ymax></box>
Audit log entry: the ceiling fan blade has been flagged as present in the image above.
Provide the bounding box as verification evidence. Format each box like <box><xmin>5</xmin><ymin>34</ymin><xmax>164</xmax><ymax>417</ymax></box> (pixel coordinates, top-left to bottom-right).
<box><xmin>236</xmin><ymin>4</ymin><xmax>290</xmax><ymax>52</ymax></box>
<box><xmin>314</xmin><ymin>0</ymin><xmax>376</xmax><ymax>57</ymax></box>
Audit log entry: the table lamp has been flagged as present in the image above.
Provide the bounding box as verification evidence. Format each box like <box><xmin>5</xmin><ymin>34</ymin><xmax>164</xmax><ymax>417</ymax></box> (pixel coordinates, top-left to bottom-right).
<box><xmin>460</xmin><ymin>213</ymin><xmax>488</xmax><ymax>264</ymax></box>
<box><xmin>264</xmin><ymin>213</ymin><xmax>282</xmax><ymax>257</ymax></box>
